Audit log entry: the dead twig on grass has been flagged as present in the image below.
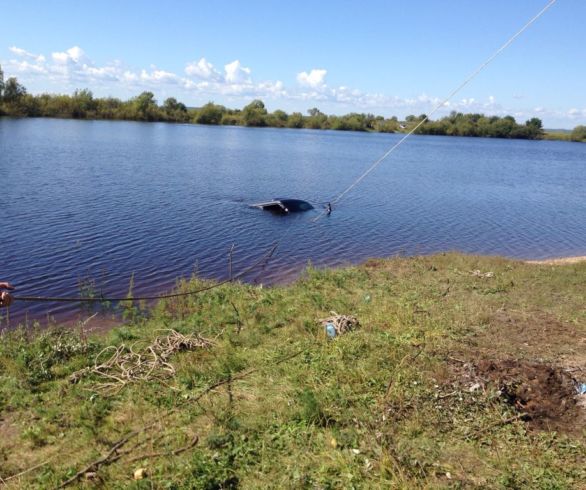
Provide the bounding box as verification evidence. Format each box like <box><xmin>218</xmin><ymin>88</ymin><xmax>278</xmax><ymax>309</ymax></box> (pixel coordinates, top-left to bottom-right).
<box><xmin>447</xmin><ymin>355</ymin><xmax>467</xmax><ymax>364</ymax></box>
<box><xmin>55</xmin><ymin>421</ymin><xmax>193</xmax><ymax>488</ymax></box>
<box><xmin>385</xmin><ymin>347</ymin><xmax>424</xmax><ymax>399</ymax></box>
<box><xmin>125</xmin><ymin>435</ymin><xmax>199</xmax><ymax>464</ymax></box>
<box><xmin>55</xmin><ymin>429</ymin><xmax>143</xmax><ymax>489</ymax></box>
<box><xmin>469</xmin><ymin>413</ymin><xmax>527</xmax><ymax>440</ymax></box>
<box><xmin>229</xmin><ymin>301</ymin><xmax>243</xmax><ymax>334</ymax></box>
<box><xmin>190</xmin><ymin>349</ymin><xmax>305</xmax><ymax>403</ymax></box>
<box><xmin>57</xmin><ymin>348</ymin><xmax>304</xmax><ymax>487</ymax></box>
<box><xmin>1</xmin><ymin>460</ymin><xmax>51</xmax><ymax>485</ymax></box>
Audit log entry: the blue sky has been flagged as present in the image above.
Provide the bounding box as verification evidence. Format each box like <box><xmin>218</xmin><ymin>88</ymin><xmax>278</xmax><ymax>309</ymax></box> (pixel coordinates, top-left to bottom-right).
<box><xmin>1</xmin><ymin>0</ymin><xmax>584</xmax><ymax>128</ymax></box>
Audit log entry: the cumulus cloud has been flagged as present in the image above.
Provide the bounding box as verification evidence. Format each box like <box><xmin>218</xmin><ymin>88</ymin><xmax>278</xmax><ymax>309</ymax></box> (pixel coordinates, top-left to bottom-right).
<box><xmin>181</xmin><ymin>57</ymin><xmax>285</xmax><ymax>97</ymax></box>
<box><xmin>3</xmin><ymin>44</ymin><xmax>581</xmax><ymax>126</ymax></box>
<box><xmin>83</xmin><ymin>65</ymin><xmax>120</xmax><ymax>81</ymax></box>
<box><xmin>184</xmin><ymin>58</ymin><xmax>256</xmax><ymax>87</ymax></box>
<box><xmin>568</xmin><ymin>108</ymin><xmax>586</xmax><ymax>119</ymax></box>
<box><xmin>52</xmin><ymin>46</ymin><xmax>87</xmax><ymax>64</ymax></box>
<box><xmin>185</xmin><ymin>57</ymin><xmax>222</xmax><ymax>81</ymax></box>
<box><xmin>6</xmin><ymin>45</ymin><xmax>138</xmax><ymax>88</ymax></box>
<box><xmin>139</xmin><ymin>67</ymin><xmax>179</xmax><ymax>84</ymax></box>
<box><xmin>9</xmin><ymin>46</ymin><xmax>45</xmax><ymax>62</ymax></box>
<box><xmin>296</xmin><ymin>68</ymin><xmax>327</xmax><ymax>88</ymax></box>
<box><xmin>7</xmin><ymin>59</ymin><xmax>48</xmax><ymax>74</ymax></box>
<box><xmin>224</xmin><ymin>60</ymin><xmax>251</xmax><ymax>84</ymax></box>
<box><xmin>0</xmin><ymin>45</ymin><xmax>512</xmax><ymax>113</ymax></box>
<box><xmin>0</xmin><ymin>47</ymin><xmax>521</xmax><ymax>116</ymax></box>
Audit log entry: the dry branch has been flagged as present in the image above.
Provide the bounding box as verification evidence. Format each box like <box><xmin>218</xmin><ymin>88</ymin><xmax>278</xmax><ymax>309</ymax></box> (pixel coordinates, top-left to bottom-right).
<box><xmin>55</xmin><ymin>429</ymin><xmax>142</xmax><ymax>489</ymax></box>
<box><xmin>1</xmin><ymin>460</ymin><xmax>51</xmax><ymax>485</ymax></box>
<box><xmin>56</xmin><ymin>348</ymin><xmax>304</xmax><ymax>488</ymax></box>
<box><xmin>125</xmin><ymin>435</ymin><xmax>199</xmax><ymax>464</ymax></box>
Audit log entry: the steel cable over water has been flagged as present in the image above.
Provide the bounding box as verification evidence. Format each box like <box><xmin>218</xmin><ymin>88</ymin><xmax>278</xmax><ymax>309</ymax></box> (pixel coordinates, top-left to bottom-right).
<box><xmin>10</xmin><ymin>0</ymin><xmax>557</xmax><ymax>305</ymax></box>
<box><xmin>312</xmin><ymin>0</ymin><xmax>558</xmax><ymax>222</ymax></box>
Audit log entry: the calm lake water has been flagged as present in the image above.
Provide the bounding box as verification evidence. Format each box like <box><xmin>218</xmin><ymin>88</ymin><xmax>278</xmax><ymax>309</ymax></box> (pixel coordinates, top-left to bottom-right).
<box><xmin>1</xmin><ymin>118</ymin><xmax>585</xmax><ymax>324</ymax></box>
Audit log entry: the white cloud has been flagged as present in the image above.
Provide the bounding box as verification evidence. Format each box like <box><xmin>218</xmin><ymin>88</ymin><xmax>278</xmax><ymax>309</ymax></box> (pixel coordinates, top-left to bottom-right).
<box><xmin>568</xmin><ymin>108</ymin><xmax>586</xmax><ymax>119</ymax></box>
<box><xmin>51</xmin><ymin>52</ymin><xmax>68</xmax><ymax>64</ymax></box>
<box><xmin>139</xmin><ymin>68</ymin><xmax>179</xmax><ymax>84</ymax></box>
<box><xmin>297</xmin><ymin>68</ymin><xmax>327</xmax><ymax>88</ymax></box>
<box><xmin>52</xmin><ymin>46</ymin><xmax>86</xmax><ymax>65</ymax></box>
<box><xmin>83</xmin><ymin>65</ymin><xmax>120</xmax><ymax>81</ymax></box>
<box><xmin>7</xmin><ymin>59</ymin><xmax>47</xmax><ymax>74</ymax></box>
<box><xmin>3</xmin><ymin>44</ymin><xmax>584</xmax><ymax>127</ymax></box>
<box><xmin>122</xmin><ymin>70</ymin><xmax>138</xmax><ymax>83</ymax></box>
<box><xmin>185</xmin><ymin>57</ymin><xmax>222</xmax><ymax>81</ymax></box>
<box><xmin>224</xmin><ymin>60</ymin><xmax>251</xmax><ymax>84</ymax></box>
<box><xmin>182</xmin><ymin>57</ymin><xmax>284</xmax><ymax>98</ymax></box>
<box><xmin>9</xmin><ymin>46</ymin><xmax>45</xmax><ymax>62</ymax></box>
<box><xmin>67</xmin><ymin>46</ymin><xmax>85</xmax><ymax>63</ymax></box>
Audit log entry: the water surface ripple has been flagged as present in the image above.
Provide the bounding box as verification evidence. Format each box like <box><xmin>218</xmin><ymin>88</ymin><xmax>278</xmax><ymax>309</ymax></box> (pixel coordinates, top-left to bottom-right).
<box><xmin>1</xmin><ymin>119</ymin><xmax>585</xmax><ymax>323</ymax></box>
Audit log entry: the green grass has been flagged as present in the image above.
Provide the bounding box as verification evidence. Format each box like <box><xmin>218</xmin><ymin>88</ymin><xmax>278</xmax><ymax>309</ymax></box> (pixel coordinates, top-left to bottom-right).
<box><xmin>0</xmin><ymin>253</ymin><xmax>585</xmax><ymax>488</ymax></box>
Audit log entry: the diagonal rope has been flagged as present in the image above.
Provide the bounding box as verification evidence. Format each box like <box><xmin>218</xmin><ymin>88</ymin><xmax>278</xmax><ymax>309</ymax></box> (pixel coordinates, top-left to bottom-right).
<box><xmin>9</xmin><ymin>0</ymin><xmax>557</xmax><ymax>305</ymax></box>
<box><xmin>312</xmin><ymin>0</ymin><xmax>558</xmax><ymax>222</ymax></box>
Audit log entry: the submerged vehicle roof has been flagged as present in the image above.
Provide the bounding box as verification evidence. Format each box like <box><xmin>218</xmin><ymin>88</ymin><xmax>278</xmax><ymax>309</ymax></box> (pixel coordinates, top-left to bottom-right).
<box><xmin>273</xmin><ymin>198</ymin><xmax>314</xmax><ymax>211</ymax></box>
<box><xmin>250</xmin><ymin>198</ymin><xmax>314</xmax><ymax>213</ymax></box>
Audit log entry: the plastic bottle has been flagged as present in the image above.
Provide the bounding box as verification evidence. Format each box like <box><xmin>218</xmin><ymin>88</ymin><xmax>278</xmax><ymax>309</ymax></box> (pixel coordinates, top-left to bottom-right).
<box><xmin>325</xmin><ymin>323</ymin><xmax>337</xmax><ymax>338</ymax></box>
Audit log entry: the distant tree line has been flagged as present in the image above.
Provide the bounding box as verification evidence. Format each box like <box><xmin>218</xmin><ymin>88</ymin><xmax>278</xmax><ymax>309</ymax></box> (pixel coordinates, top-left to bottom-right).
<box><xmin>1</xmin><ymin>66</ymin><xmax>585</xmax><ymax>142</ymax></box>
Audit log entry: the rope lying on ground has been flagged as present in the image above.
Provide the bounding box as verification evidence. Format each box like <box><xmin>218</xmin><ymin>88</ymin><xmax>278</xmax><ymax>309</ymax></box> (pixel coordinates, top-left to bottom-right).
<box><xmin>69</xmin><ymin>329</ymin><xmax>213</xmax><ymax>393</ymax></box>
<box><xmin>319</xmin><ymin>312</ymin><xmax>360</xmax><ymax>335</ymax></box>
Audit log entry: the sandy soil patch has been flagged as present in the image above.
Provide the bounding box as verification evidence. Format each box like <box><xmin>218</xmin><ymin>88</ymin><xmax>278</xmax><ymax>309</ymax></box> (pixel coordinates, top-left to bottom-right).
<box><xmin>526</xmin><ymin>256</ymin><xmax>586</xmax><ymax>265</ymax></box>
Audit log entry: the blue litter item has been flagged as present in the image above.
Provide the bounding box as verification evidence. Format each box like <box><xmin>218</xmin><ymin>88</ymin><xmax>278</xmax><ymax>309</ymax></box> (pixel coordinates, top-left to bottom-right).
<box><xmin>325</xmin><ymin>323</ymin><xmax>337</xmax><ymax>338</ymax></box>
<box><xmin>578</xmin><ymin>383</ymin><xmax>586</xmax><ymax>395</ymax></box>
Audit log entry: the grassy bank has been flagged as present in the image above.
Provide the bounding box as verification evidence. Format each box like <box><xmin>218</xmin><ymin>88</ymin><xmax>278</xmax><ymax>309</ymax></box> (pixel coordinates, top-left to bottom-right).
<box><xmin>1</xmin><ymin>253</ymin><xmax>585</xmax><ymax>488</ymax></box>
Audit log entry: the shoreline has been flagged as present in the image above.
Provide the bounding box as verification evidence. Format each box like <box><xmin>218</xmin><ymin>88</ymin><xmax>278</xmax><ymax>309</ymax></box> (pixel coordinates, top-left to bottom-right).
<box><xmin>0</xmin><ymin>114</ymin><xmax>586</xmax><ymax>143</ymax></box>
<box><xmin>2</xmin><ymin>252</ymin><xmax>585</xmax><ymax>332</ymax></box>
<box><xmin>1</xmin><ymin>251</ymin><xmax>584</xmax><ymax>487</ymax></box>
